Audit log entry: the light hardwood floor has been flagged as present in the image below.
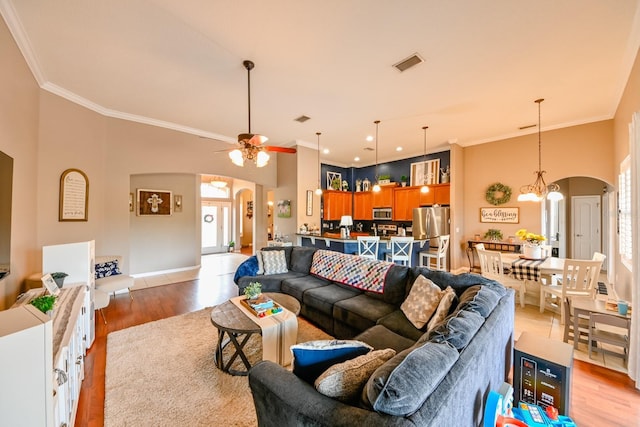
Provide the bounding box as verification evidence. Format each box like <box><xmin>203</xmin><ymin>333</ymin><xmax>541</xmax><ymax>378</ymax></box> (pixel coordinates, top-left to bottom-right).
<box><xmin>76</xmin><ymin>252</ymin><xmax>640</xmax><ymax>426</ymax></box>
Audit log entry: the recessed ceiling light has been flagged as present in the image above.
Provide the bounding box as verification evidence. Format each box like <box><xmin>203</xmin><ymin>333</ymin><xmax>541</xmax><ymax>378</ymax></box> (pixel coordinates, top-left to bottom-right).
<box><xmin>354</xmin><ymin>157</ymin><xmax>360</xmax><ymax>162</ymax></box>
<box><xmin>323</xmin><ymin>148</ymin><xmax>329</xmax><ymax>154</ymax></box>
<box><xmin>396</xmin><ymin>147</ymin><xmax>403</xmax><ymax>152</ymax></box>
<box><xmin>366</xmin><ymin>136</ymin><xmax>373</xmax><ymax>142</ymax></box>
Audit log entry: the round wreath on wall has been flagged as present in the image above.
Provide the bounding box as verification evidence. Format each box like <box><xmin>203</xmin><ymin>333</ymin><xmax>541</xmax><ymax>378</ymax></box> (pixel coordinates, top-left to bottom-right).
<box><xmin>485</xmin><ymin>183</ymin><xmax>512</xmax><ymax>205</ymax></box>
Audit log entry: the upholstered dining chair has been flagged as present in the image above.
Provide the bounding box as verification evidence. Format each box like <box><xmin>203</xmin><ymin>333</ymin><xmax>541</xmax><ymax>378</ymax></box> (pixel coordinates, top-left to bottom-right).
<box><xmin>540</xmin><ymin>258</ymin><xmax>603</xmax><ymax>324</ymax></box>
<box><xmin>357</xmin><ymin>236</ymin><xmax>380</xmax><ymax>260</ymax></box>
<box><xmin>419</xmin><ymin>235</ymin><xmax>450</xmax><ymax>271</ymax></box>
<box><xmin>476</xmin><ymin>248</ymin><xmax>526</xmax><ymax>307</ymax></box>
<box><xmin>386</xmin><ymin>236</ymin><xmax>414</xmax><ymax>266</ymax></box>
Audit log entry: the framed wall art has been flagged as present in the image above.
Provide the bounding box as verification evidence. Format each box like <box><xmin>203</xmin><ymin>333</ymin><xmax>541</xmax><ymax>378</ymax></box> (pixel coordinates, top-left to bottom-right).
<box><xmin>277</xmin><ymin>200</ymin><xmax>291</xmax><ymax>218</ymax></box>
<box><xmin>137</xmin><ymin>189</ymin><xmax>172</xmax><ymax>216</ymax></box>
<box><xmin>306</xmin><ymin>190</ymin><xmax>313</xmax><ymax>216</ymax></box>
<box><xmin>59</xmin><ymin>168</ymin><xmax>89</xmax><ymax>221</ymax></box>
<box><xmin>480</xmin><ymin>207</ymin><xmax>519</xmax><ymax>223</ymax></box>
<box><xmin>410</xmin><ymin>159</ymin><xmax>440</xmax><ymax>186</ymax></box>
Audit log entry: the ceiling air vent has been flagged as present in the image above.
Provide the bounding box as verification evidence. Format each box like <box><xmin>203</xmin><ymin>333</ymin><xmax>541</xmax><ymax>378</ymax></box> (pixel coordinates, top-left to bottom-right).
<box><xmin>519</xmin><ymin>124</ymin><xmax>537</xmax><ymax>130</ymax></box>
<box><xmin>393</xmin><ymin>53</ymin><xmax>424</xmax><ymax>72</ymax></box>
<box><xmin>294</xmin><ymin>115</ymin><xmax>311</xmax><ymax>123</ymax></box>
<box><xmin>364</xmin><ymin>147</ymin><xmax>375</xmax><ymax>151</ymax></box>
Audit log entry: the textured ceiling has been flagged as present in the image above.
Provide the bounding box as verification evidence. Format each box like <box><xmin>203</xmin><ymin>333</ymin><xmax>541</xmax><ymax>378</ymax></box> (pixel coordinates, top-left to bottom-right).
<box><xmin>2</xmin><ymin>0</ymin><xmax>639</xmax><ymax>166</ymax></box>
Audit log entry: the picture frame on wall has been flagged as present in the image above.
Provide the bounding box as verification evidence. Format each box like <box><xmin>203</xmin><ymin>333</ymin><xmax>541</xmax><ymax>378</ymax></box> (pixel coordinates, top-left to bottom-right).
<box><xmin>410</xmin><ymin>159</ymin><xmax>440</xmax><ymax>187</ymax></box>
<box><xmin>277</xmin><ymin>200</ymin><xmax>291</xmax><ymax>218</ymax></box>
<box><xmin>306</xmin><ymin>190</ymin><xmax>313</xmax><ymax>216</ymax></box>
<box><xmin>137</xmin><ymin>189</ymin><xmax>172</xmax><ymax>216</ymax></box>
<box><xmin>479</xmin><ymin>207</ymin><xmax>519</xmax><ymax>223</ymax></box>
<box><xmin>59</xmin><ymin>168</ymin><xmax>89</xmax><ymax>221</ymax></box>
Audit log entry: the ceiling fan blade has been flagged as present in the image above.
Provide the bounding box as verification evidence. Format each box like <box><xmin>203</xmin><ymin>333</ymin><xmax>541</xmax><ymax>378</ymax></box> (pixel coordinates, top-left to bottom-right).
<box><xmin>264</xmin><ymin>146</ymin><xmax>297</xmax><ymax>154</ymax></box>
<box><xmin>248</xmin><ymin>134</ymin><xmax>268</xmax><ymax>146</ymax></box>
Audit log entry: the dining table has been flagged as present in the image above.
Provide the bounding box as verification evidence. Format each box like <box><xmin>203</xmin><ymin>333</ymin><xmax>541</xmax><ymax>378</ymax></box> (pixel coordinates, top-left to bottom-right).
<box><xmin>500</xmin><ymin>253</ymin><xmax>566</xmax><ymax>279</ymax></box>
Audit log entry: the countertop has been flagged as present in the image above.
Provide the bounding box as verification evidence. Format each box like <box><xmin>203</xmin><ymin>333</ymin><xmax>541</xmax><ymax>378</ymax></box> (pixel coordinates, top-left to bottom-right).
<box><xmin>296</xmin><ymin>232</ymin><xmax>427</xmax><ymax>242</ymax></box>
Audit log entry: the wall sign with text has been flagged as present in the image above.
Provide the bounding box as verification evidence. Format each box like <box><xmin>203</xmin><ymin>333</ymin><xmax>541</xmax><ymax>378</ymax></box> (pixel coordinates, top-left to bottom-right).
<box><xmin>480</xmin><ymin>207</ymin><xmax>519</xmax><ymax>223</ymax></box>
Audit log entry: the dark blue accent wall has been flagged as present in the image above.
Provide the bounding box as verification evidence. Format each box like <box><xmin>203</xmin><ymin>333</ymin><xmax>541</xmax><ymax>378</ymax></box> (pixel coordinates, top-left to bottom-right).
<box><xmin>321</xmin><ymin>150</ymin><xmax>450</xmax><ymax>190</ymax></box>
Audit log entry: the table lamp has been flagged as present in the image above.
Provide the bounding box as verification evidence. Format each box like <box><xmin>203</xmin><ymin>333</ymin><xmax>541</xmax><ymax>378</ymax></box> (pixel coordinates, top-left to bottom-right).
<box><xmin>339</xmin><ymin>215</ymin><xmax>353</xmax><ymax>238</ymax></box>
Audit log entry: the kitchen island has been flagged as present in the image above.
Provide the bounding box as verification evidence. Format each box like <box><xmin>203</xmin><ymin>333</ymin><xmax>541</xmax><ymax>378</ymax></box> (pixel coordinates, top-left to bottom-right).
<box><xmin>296</xmin><ymin>233</ymin><xmax>431</xmax><ymax>267</ymax></box>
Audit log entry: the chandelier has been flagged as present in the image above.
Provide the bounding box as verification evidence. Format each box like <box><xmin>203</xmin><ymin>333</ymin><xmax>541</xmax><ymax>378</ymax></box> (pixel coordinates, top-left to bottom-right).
<box><xmin>420</xmin><ymin>126</ymin><xmax>430</xmax><ymax>194</ymax></box>
<box><xmin>517</xmin><ymin>99</ymin><xmax>563</xmax><ymax>202</ymax></box>
<box><xmin>372</xmin><ymin>120</ymin><xmax>381</xmax><ymax>193</ymax></box>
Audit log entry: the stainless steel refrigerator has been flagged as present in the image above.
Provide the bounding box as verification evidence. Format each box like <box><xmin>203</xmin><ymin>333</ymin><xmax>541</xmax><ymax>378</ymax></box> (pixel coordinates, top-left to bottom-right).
<box><xmin>412</xmin><ymin>207</ymin><xmax>450</xmax><ymax>241</ymax></box>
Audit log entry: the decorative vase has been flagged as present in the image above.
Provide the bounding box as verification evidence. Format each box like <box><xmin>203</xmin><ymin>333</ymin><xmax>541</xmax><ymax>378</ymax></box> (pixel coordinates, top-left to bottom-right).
<box><xmin>53</xmin><ymin>277</ymin><xmax>65</xmax><ymax>288</ymax></box>
<box><xmin>523</xmin><ymin>245</ymin><xmax>542</xmax><ymax>259</ymax></box>
<box><xmin>441</xmin><ymin>173</ymin><xmax>450</xmax><ymax>183</ymax></box>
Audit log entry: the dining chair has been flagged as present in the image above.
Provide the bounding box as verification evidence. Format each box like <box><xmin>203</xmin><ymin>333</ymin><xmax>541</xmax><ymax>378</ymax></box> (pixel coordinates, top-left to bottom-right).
<box><xmin>419</xmin><ymin>235</ymin><xmax>450</xmax><ymax>271</ymax></box>
<box><xmin>562</xmin><ymin>297</ymin><xmax>589</xmax><ymax>346</ymax></box>
<box><xmin>476</xmin><ymin>248</ymin><xmax>525</xmax><ymax>307</ymax></box>
<box><xmin>539</xmin><ymin>258</ymin><xmax>603</xmax><ymax>324</ymax></box>
<box><xmin>386</xmin><ymin>236</ymin><xmax>414</xmax><ymax>266</ymax></box>
<box><xmin>588</xmin><ymin>313</ymin><xmax>630</xmax><ymax>366</ymax></box>
<box><xmin>357</xmin><ymin>236</ymin><xmax>380</xmax><ymax>260</ymax></box>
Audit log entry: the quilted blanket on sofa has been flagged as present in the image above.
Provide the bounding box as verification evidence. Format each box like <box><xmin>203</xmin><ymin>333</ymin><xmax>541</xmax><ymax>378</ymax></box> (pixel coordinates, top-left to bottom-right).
<box><xmin>310</xmin><ymin>250</ymin><xmax>393</xmax><ymax>293</ymax></box>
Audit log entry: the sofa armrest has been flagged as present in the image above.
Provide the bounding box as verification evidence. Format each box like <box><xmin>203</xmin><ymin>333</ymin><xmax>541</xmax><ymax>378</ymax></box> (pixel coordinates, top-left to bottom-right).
<box><xmin>248</xmin><ymin>361</ymin><xmax>407</xmax><ymax>427</ymax></box>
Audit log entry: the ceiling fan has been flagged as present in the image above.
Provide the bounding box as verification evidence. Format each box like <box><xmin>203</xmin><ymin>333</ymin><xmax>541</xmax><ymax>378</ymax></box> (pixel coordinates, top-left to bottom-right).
<box><xmin>226</xmin><ymin>60</ymin><xmax>296</xmax><ymax>167</ymax></box>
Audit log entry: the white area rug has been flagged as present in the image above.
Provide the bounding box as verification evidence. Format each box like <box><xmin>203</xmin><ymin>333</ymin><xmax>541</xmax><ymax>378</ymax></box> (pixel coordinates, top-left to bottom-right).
<box><xmin>105</xmin><ymin>308</ymin><xmax>331</xmax><ymax>426</ymax></box>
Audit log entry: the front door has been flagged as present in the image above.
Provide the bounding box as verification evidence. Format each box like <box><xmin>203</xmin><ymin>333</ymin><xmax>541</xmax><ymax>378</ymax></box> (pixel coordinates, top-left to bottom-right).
<box><xmin>201</xmin><ymin>201</ymin><xmax>231</xmax><ymax>254</ymax></box>
<box><xmin>571</xmin><ymin>195</ymin><xmax>600</xmax><ymax>259</ymax></box>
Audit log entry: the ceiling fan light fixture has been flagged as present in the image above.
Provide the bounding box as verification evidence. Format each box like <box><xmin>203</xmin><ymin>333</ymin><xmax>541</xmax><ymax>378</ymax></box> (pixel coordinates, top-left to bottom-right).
<box><xmin>229</xmin><ymin>149</ymin><xmax>244</xmax><ymax>166</ymax></box>
<box><xmin>256</xmin><ymin>151</ymin><xmax>270</xmax><ymax>168</ymax></box>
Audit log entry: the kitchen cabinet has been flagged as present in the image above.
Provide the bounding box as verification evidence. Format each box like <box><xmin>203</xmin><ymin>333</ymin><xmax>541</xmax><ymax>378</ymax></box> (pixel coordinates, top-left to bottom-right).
<box><xmin>372</xmin><ymin>185</ymin><xmax>394</xmax><ymax>207</ymax></box>
<box><xmin>323</xmin><ymin>190</ymin><xmax>352</xmax><ymax>220</ymax></box>
<box><xmin>393</xmin><ymin>186</ymin><xmax>421</xmax><ymax>221</ymax></box>
<box><xmin>353</xmin><ymin>191</ymin><xmax>373</xmax><ymax>220</ymax></box>
<box><xmin>433</xmin><ymin>183</ymin><xmax>450</xmax><ymax>205</ymax></box>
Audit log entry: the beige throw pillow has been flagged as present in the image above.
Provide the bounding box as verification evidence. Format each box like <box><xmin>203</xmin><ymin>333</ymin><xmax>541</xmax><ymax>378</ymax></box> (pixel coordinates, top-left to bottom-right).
<box><xmin>314</xmin><ymin>348</ymin><xmax>396</xmax><ymax>402</ymax></box>
<box><xmin>401</xmin><ymin>275</ymin><xmax>443</xmax><ymax>329</ymax></box>
<box><xmin>426</xmin><ymin>286</ymin><xmax>457</xmax><ymax>332</ymax></box>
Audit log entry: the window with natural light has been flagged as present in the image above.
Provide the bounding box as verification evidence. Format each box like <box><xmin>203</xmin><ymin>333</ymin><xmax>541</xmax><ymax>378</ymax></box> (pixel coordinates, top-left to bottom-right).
<box><xmin>201</xmin><ymin>182</ymin><xmax>230</xmax><ymax>199</ymax></box>
<box><xmin>618</xmin><ymin>155</ymin><xmax>632</xmax><ymax>270</ymax></box>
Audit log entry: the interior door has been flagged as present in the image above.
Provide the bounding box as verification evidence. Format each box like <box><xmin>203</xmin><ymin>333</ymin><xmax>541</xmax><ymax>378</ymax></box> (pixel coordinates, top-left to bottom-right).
<box><xmin>571</xmin><ymin>195</ymin><xmax>600</xmax><ymax>259</ymax></box>
<box><xmin>201</xmin><ymin>201</ymin><xmax>231</xmax><ymax>254</ymax></box>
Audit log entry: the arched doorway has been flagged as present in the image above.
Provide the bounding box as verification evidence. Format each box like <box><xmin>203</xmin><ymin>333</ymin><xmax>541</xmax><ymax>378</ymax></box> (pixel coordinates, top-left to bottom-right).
<box><xmin>545</xmin><ymin>176</ymin><xmax>614</xmax><ymax>272</ymax></box>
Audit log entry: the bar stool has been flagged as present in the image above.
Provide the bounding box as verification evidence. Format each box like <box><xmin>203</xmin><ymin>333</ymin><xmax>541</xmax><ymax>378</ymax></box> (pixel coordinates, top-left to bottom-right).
<box><xmin>419</xmin><ymin>235</ymin><xmax>450</xmax><ymax>271</ymax></box>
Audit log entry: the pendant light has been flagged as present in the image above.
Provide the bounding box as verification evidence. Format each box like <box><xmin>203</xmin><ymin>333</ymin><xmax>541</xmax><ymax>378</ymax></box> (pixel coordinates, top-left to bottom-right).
<box><xmin>517</xmin><ymin>99</ymin><xmax>563</xmax><ymax>202</ymax></box>
<box><xmin>372</xmin><ymin>120</ymin><xmax>381</xmax><ymax>193</ymax></box>
<box><xmin>315</xmin><ymin>132</ymin><xmax>323</xmax><ymax>196</ymax></box>
<box><xmin>420</xmin><ymin>126</ymin><xmax>430</xmax><ymax>194</ymax></box>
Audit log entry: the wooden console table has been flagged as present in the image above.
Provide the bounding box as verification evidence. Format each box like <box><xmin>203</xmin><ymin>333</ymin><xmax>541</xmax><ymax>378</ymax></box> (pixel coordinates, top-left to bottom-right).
<box><xmin>467</xmin><ymin>240</ymin><xmax>522</xmax><ymax>272</ymax></box>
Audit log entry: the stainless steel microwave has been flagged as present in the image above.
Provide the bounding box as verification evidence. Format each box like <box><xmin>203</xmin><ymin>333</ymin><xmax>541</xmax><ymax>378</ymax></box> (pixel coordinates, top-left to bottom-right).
<box><xmin>372</xmin><ymin>208</ymin><xmax>392</xmax><ymax>220</ymax></box>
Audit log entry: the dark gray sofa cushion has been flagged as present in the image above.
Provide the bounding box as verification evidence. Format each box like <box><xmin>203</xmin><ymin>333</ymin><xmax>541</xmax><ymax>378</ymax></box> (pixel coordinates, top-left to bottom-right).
<box><xmin>290</xmin><ymin>246</ymin><xmax>318</xmax><ymax>273</ymax></box>
<box><xmin>456</xmin><ymin>284</ymin><xmax>504</xmax><ymax>318</ymax></box>
<box><xmin>333</xmin><ymin>294</ymin><xmax>397</xmax><ymax>333</ymax></box>
<box><xmin>237</xmin><ymin>271</ymin><xmax>307</xmax><ymax>294</ymax></box>
<box><xmin>281</xmin><ymin>275</ymin><xmax>330</xmax><ymax>301</ymax></box>
<box><xmin>376</xmin><ymin>310</ymin><xmax>424</xmax><ymax>341</ymax></box>
<box><xmin>364</xmin><ymin>265</ymin><xmax>410</xmax><ymax>306</ymax></box>
<box><xmin>364</xmin><ymin>340</ymin><xmax>459</xmax><ymax>416</ymax></box>
<box><xmin>428</xmin><ymin>309</ymin><xmax>485</xmax><ymax>351</ymax></box>
<box><xmin>303</xmin><ymin>284</ymin><xmax>362</xmax><ymax>316</ymax></box>
<box><xmin>355</xmin><ymin>325</ymin><xmax>415</xmax><ymax>354</ymax></box>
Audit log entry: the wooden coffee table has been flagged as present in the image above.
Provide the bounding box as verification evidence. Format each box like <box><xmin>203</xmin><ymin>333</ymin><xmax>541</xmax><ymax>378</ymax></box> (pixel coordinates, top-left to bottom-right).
<box><xmin>210</xmin><ymin>292</ymin><xmax>300</xmax><ymax>376</ymax></box>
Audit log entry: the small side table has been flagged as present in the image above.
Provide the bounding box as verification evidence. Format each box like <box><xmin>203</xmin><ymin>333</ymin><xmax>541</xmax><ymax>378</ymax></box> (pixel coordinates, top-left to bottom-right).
<box><xmin>210</xmin><ymin>293</ymin><xmax>300</xmax><ymax>376</ymax></box>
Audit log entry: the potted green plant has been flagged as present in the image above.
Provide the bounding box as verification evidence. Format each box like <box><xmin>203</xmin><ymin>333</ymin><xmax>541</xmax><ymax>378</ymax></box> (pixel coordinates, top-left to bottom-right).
<box><xmin>400</xmin><ymin>175</ymin><xmax>408</xmax><ymax>187</ymax></box>
<box><xmin>483</xmin><ymin>229</ymin><xmax>503</xmax><ymax>242</ymax></box>
<box><xmin>51</xmin><ymin>272</ymin><xmax>68</xmax><ymax>288</ymax></box>
<box><xmin>378</xmin><ymin>174</ymin><xmax>391</xmax><ymax>185</ymax></box>
<box><xmin>244</xmin><ymin>282</ymin><xmax>262</xmax><ymax>300</ymax></box>
<box><xmin>30</xmin><ymin>294</ymin><xmax>57</xmax><ymax>315</ymax></box>
<box><xmin>228</xmin><ymin>240</ymin><xmax>235</xmax><ymax>252</ymax></box>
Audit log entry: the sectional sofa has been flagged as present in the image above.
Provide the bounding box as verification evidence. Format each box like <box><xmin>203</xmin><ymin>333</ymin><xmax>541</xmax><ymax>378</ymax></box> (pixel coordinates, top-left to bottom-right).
<box><xmin>234</xmin><ymin>245</ymin><xmax>514</xmax><ymax>426</ymax></box>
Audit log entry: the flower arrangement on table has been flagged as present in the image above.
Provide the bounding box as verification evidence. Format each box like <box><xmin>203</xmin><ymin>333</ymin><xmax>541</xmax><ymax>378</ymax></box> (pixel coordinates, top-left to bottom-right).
<box><xmin>515</xmin><ymin>229</ymin><xmax>546</xmax><ymax>246</ymax></box>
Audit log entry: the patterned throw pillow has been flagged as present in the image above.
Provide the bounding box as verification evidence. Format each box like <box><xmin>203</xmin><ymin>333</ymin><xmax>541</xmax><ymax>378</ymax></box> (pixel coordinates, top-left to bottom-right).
<box><xmin>400</xmin><ymin>275</ymin><xmax>443</xmax><ymax>329</ymax></box>
<box><xmin>314</xmin><ymin>348</ymin><xmax>396</xmax><ymax>402</ymax></box>
<box><xmin>426</xmin><ymin>286</ymin><xmax>457</xmax><ymax>332</ymax></box>
<box><xmin>95</xmin><ymin>260</ymin><xmax>121</xmax><ymax>279</ymax></box>
<box><xmin>261</xmin><ymin>250</ymin><xmax>288</xmax><ymax>275</ymax></box>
